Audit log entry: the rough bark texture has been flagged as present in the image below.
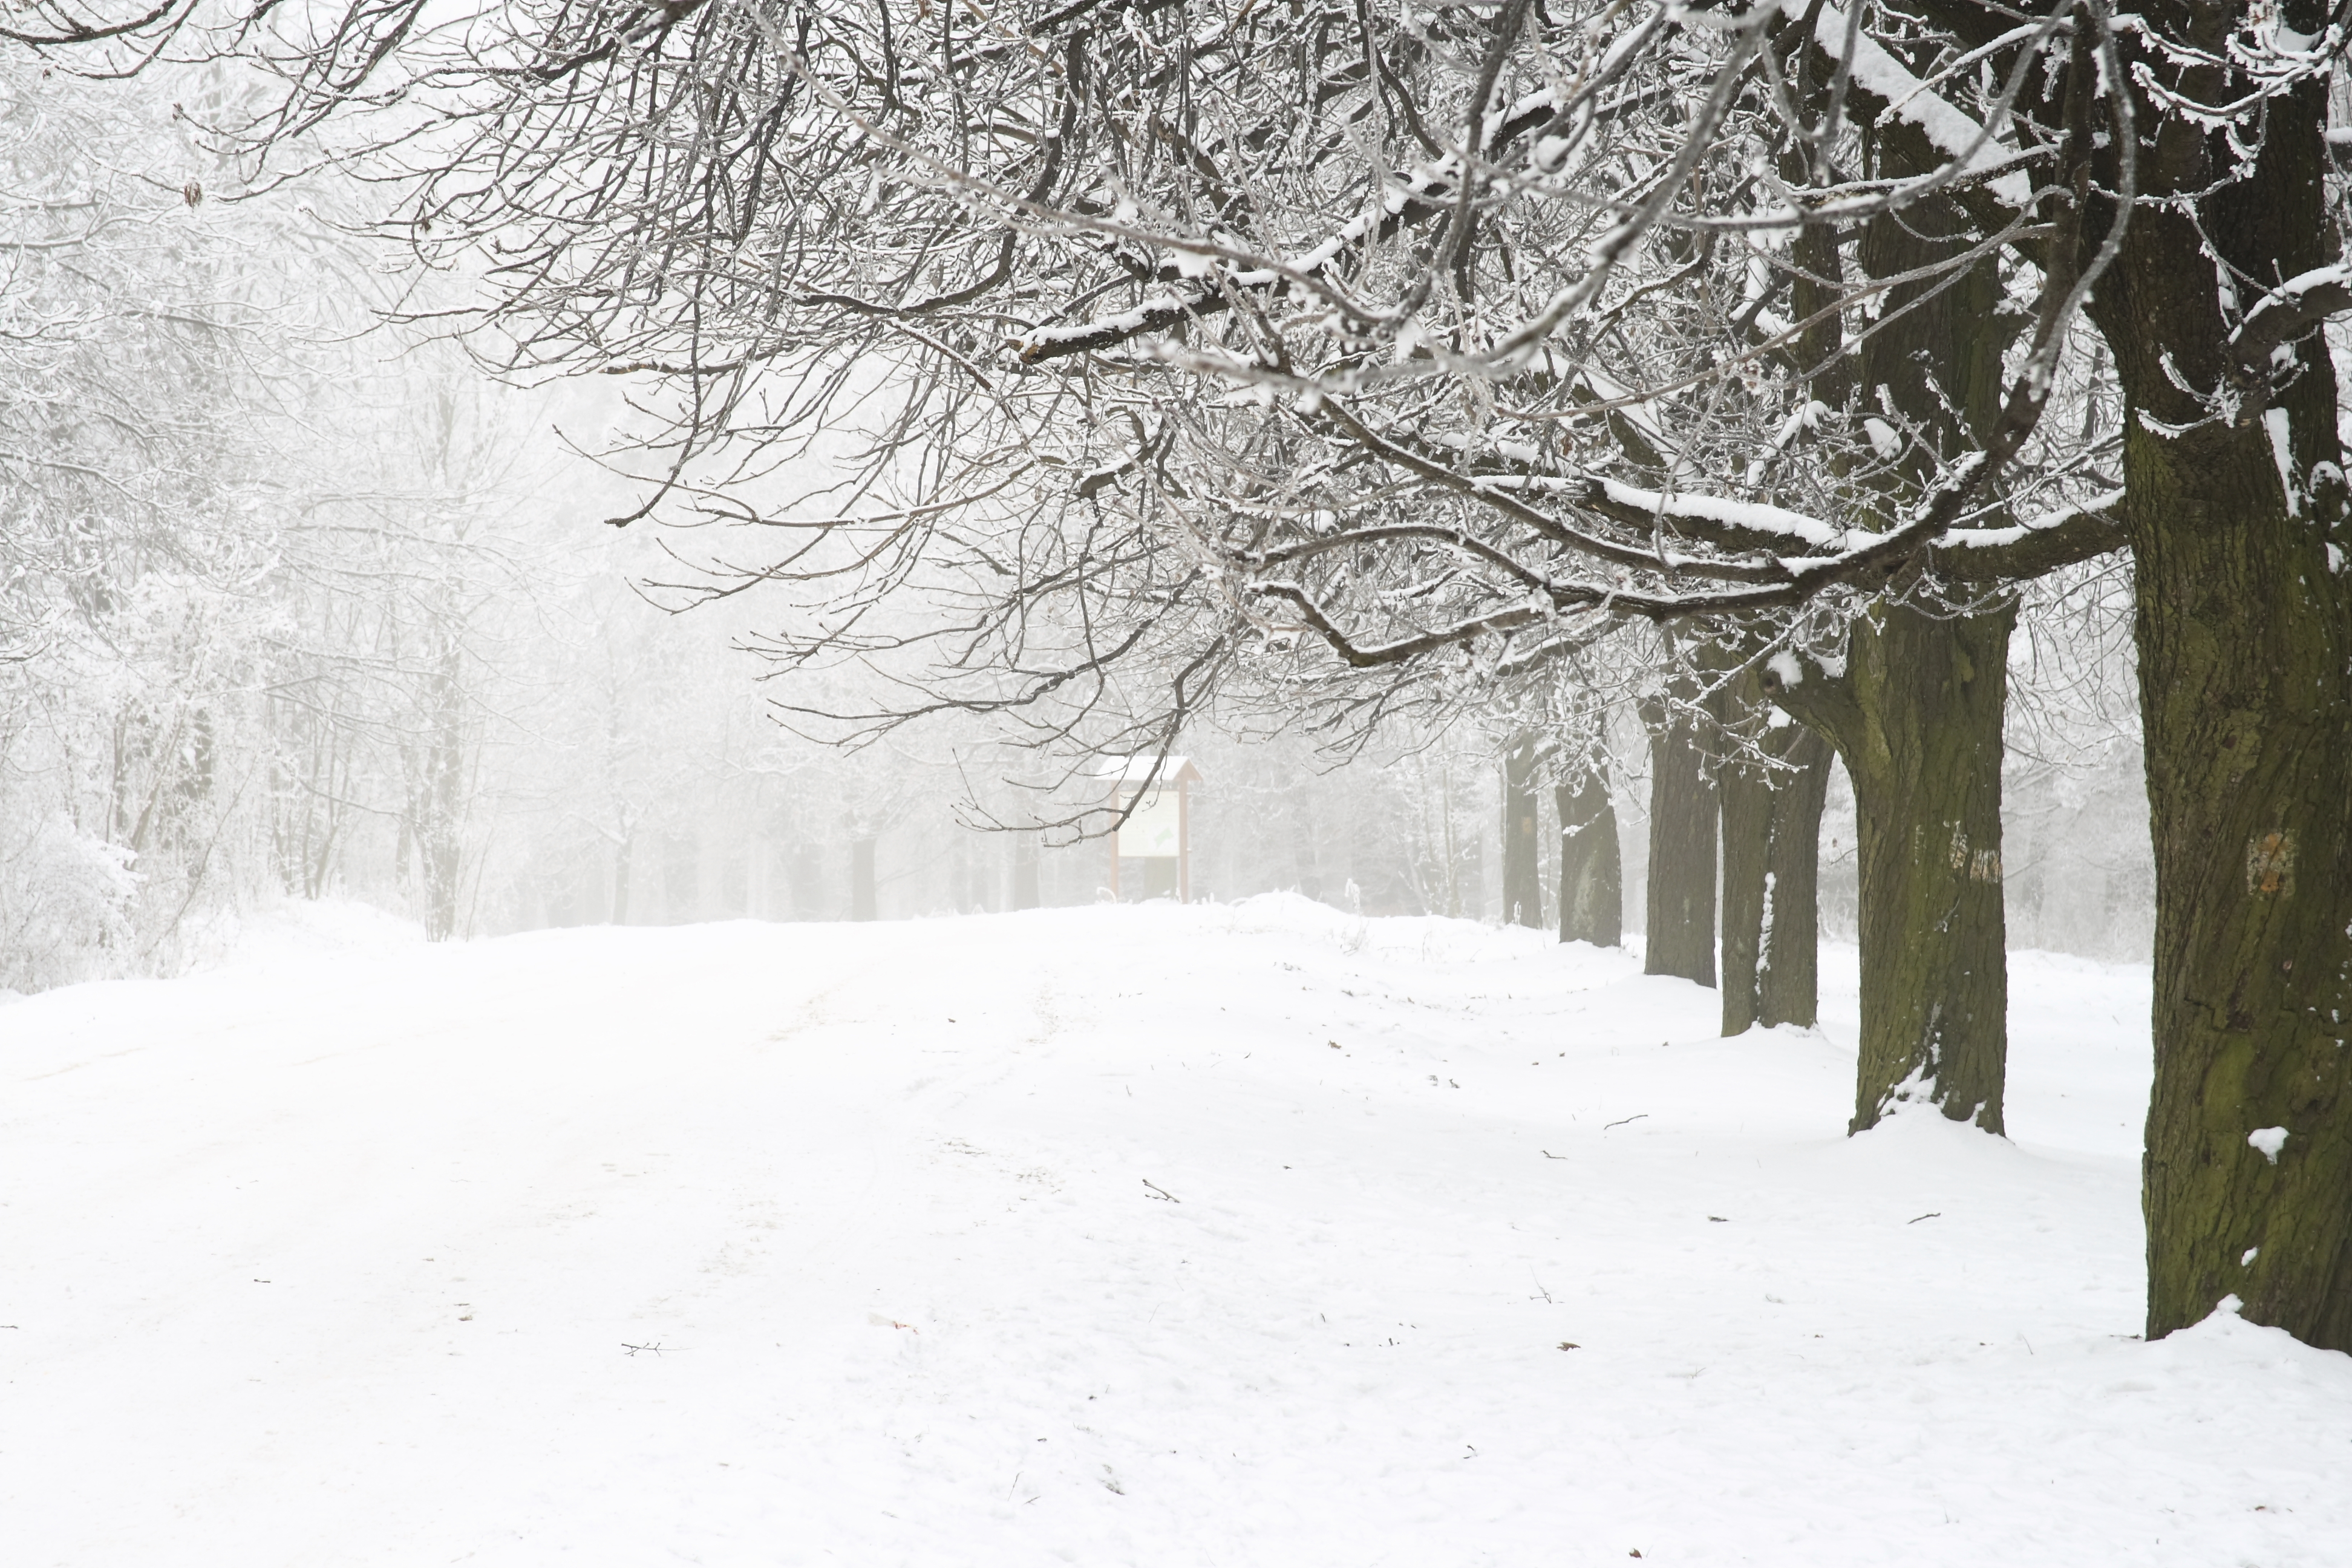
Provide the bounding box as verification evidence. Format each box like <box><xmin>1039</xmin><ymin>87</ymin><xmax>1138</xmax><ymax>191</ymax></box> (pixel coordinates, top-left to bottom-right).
<box><xmin>1719</xmin><ymin>678</ymin><xmax>1832</xmax><ymax>1036</ymax></box>
<box><xmin>1757</xmin><ymin>724</ymin><xmax>1832</xmax><ymax>1030</ymax></box>
<box><xmin>1555</xmin><ymin>752</ymin><xmax>1622</xmax><ymax>948</ymax></box>
<box><xmin>1755</xmin><ymin>107</ymin><xmax>2018</xmax><ymax>1125</ymax></box>
<box><xmin>1642</xmin><ymin>692</ymin><xmax>1717</xmax><ymax>987</ymax></box>
<box><xmin>1501</xmin><ymin>734</ymin><xmax>1544</xmax><ymax>929</ymax></box>
<box><xmin>1775</xmin><ymin>603</ymin><xmax>2013</xmax><ymax>1132</ymax></box>
<box><xmin>2079</xmin><ymin>45</ymin><xmax>2352</xmax><ymax>1348</ymax></box>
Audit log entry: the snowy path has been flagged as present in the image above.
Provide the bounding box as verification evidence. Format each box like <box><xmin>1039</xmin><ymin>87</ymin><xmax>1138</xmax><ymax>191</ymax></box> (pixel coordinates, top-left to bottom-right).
<box><xmin>3</xmin><ymin>900</ymin><xmax>2346</xmax><ymax>1566</ymax></box>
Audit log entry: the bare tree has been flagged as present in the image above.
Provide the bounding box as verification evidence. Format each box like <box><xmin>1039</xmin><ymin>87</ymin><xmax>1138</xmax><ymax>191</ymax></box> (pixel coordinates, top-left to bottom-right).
<box><xmin>22</xmin><ymin>0</ymin><xmax>2352</xmax><ymax>1350</ymax></box>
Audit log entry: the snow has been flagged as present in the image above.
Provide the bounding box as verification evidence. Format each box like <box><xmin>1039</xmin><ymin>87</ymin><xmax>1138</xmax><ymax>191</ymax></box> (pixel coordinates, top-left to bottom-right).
<box><xmin>1597</xmin><ymin>476</ymin><xmax>1848</xmax><ymax>548</ymax></box>
<box><xmin>2265</xmin><ymin>406</ymin><xmax>2300</xmax><ymax>515</ymax></box>
<box><xmin>1794</xmin><ymin>1</ymin><xmax>2034</xmax><ymax>207</ymax></box>
<box><xmin>2249</xmin><ymin>1125</ymin><xmax>2290</xmax><ymax>1163</ymax></box>
<box><xmin>5</xmin><ymin>900</ymin><xmax>2348</xmax><ymax>1565</ymax></box>
<box><xmin>1938</xmin><ymin>488</ymin><xmax>2126</xmax><ymax>551</ymax></box>
<box><xmin>1019</xmin><ymin>292</ymin><xmax>1186</xmax><ymax>353</ymax></box>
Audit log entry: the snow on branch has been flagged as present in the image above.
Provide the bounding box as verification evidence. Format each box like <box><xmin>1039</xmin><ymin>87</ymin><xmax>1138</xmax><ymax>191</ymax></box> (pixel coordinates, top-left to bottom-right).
<box><xmin>2228</xmin><ymin>266</ymin><xmax>2352</xmax><ymax>384</ymax></box>
<box><xmin>1793</xmin><ymin>0</ymin><xmax>2036</xmax><ymax>209</ymax></box>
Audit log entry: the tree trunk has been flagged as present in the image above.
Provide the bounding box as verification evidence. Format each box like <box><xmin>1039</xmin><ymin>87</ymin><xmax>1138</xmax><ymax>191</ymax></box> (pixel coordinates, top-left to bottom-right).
<box><xmin>1757</xmin><ymin>724</ymin><xmax>1831</xmax><ymax>1031</ymax></box>
<box><xmin>1773</xmin><ymin>603</ymin><xmax>2013</xmax><ymax>1131</ymax></box>
<box><xmin>850</xmin><ymin>837</ymin><xmax>877</xmax><ymax>921</ymax></box>
<box><xmin>1748</xmin><ymin>105</ymin><xmax>2016</xmax><ymax>1114</ymax></box>
<box><xmin>1555</xmin><ymin>751</ymin><xmax>1621</xmax><ymax>947</ymax></box>
<box><xmin>2131</xmin><ymin>418</ymin><xmax>2352</xmax><ymax>1348</ymax></box>
<box><xmin>1011</xmin><ymin>831</ymin><xmax>1040</xmax><ymax>910</ymax></box>
<box><xmin>1501</xmin><ymin>733</ymin><xmax>1543</xmax><ymax>929</ymax></box>
<box><xmin>1719</xmin><ymin>682</ymin><xmax>1833</xmax><ymax>1036</ymax></box>
<box><xmin>1717</xmin><ymin>716</ymin><xmax>1772</xmax><ymax>1038</ymax></box>
<box><xmin>2068</xmin><ymin>45</ymin><xmax>2352</xmax><ymax>1350</ymax></box>
<box><xmin>1642</xmin><ymin>693</ymin><xmax>1717</xmax><ymax>985</ymax></box>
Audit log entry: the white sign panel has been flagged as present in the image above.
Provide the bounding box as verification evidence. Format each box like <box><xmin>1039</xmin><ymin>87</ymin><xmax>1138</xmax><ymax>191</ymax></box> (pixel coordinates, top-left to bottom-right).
<box><xmin>1119</xmin><ymin>786</ymin><xmax>1181</xmax><ymax>857</ymax></box>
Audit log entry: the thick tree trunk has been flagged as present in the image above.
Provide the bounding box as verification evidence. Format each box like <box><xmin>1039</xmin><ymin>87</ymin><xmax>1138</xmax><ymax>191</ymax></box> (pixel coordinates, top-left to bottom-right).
<box><xmin>2131</xmin><ymin>419</ymin><xmax>2352</xmax><ymax>1348</ymax></box>
<box><xmin>1642</xmin><ymin>694</ymin><xmax>1717</xmax><ymax>986</ymax></box>
<box><xmin>1501</xmin><ymin>734</ymin><xmax>1544</xmax><ymax>929</ymax></box>
<box><xmin>1746</xmin><ymin>107</ymin><xmax>2017</xmax><ymax>1114</ymax></box>
<box><xmin>850</xmin><ymin>837</ymin><xmax>877</xmax><ymax>921</ymax></box>
<box><xmin>1717</xmin><ymin>687</ymin><xmax>1831</xmax><ymax>1035</ymax></box>
<box><xmin>1775</xmin><ymin>604</ymin><xmax>2013</xmax><ymax>1131</ymax></box>
<box><xmin>2077</xmin><ymin>47</ymin><xmax>2352</xmax><ymax>1350</ymax></box>
<box><xmin>1555</xmin><ymin>751</ymin><xmax>1621</xmax><ymax>947</ymax></box>
<box><xmin>1757</xmin><ymin>724</ymin><xmax>1832</xmax><ymax>1031</ymax></box>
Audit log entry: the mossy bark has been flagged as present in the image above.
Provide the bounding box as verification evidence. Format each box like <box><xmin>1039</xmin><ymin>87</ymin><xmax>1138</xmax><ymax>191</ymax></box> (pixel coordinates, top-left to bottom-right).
<box><xmin>1555</xmin><ymin>752</ymin><xmax>1622</xmax><ymax>947</ymax></box>
<box><xmin>1642</xmin><ymin>692</ymin><xmax>1717</xmax><ymax>986</ymax></box>
<box><xmin>2128</xmin><ymin>414</ymin><xmax>2352</xmax><ymax>1347</ymax></box>
<box><xmin>1772</xmin><ymin>603</ymin><xmax>2013</xmax><ymax>1131</ymax></box>
<box><xmin>1759</xmin><ymin>108</ymin><xmax>2016</xmax><ymax>1123</ymax></box>
<box><xmin>2082</xmin><ymin>55</ymin><xmax>2352</xmax><ymax>1348</ymax></box>
<box><xmin>1501</xmin><ymin>734</ymin><xmax>1544</xmax><ymax>929</ymax></box>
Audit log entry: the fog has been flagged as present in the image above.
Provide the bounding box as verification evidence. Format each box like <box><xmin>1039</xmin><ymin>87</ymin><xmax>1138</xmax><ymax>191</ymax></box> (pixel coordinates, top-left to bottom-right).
<box><xmin>15</xmin><ymin>7</ymin><xmax>2352</xmax><ymax>1563</ymax></box>
<box><xmin>0</xmin><ymin>54</ymin><xmax>2158</xmax><ymax>995</ymax></box>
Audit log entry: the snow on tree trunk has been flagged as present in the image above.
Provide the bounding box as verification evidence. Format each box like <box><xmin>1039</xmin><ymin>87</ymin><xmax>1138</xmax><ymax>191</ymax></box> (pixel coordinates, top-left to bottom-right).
<box><xmin>1718</xmin><ymin>675</ymin><xmax>1832</xmax><ymax>1036</ymax></box>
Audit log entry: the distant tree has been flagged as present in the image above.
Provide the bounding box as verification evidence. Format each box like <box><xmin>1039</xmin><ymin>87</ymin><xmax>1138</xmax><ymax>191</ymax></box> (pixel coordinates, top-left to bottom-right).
<box><xmin>24</xmin><ymin>0</ymin><xmax>2352</xmax><ymax>1350</ymax></box>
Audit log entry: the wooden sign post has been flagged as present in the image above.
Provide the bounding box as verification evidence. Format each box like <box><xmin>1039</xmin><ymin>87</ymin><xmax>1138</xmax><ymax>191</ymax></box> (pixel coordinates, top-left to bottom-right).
<box><xmin>1097</xmin><ymin>756</ymin><xmax>1203</xmax><ymax>903</ymax></box>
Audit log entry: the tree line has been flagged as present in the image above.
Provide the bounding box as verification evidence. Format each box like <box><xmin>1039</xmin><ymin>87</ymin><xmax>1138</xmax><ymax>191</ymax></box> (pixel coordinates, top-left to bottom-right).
<box><xmin>10</xmin><ymin>0</ymin><xmax>2348</xmax><ymax>1351</ymax></box>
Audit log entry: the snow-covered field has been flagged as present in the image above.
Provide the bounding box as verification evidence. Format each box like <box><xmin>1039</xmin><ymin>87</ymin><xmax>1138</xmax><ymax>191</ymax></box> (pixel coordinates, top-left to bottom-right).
<box><xmin>4</xmin><ymin>899</ymin><xmax>2347</xmax><ymax>1567</ymax></box>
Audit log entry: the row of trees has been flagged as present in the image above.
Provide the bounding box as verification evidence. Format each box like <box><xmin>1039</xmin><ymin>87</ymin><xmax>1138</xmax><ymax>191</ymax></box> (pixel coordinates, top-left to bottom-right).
<box><xmin>14</xmin><ymin>0</ymin><xmax>2346</xmax><ymax>1350</ymax></box>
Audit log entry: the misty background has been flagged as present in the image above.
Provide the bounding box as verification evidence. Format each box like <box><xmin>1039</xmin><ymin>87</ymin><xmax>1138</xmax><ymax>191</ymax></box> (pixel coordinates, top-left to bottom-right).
<box><xmin>0</xmin><ymin>54</ymin><xmax>2152</xmax><ymax>997</ymax></box>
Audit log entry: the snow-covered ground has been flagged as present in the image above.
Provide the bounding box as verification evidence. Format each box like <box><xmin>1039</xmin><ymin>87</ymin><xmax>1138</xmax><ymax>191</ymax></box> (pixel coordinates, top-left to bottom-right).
<box><xmin>4</xmin><ymin>900</ymin><xmax>2347</xmax><ymax>1566</ymax></box>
